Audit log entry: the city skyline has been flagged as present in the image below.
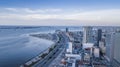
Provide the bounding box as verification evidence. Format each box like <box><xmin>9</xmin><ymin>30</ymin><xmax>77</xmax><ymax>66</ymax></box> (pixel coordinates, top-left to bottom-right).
<box><xmin>0</xmin><ymin>0</ymin><xmax>120</xmax><ymax>26</ymax></box>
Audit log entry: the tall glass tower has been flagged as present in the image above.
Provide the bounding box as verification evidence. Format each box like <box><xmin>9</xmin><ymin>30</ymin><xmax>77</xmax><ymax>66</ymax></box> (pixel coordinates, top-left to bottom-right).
<box><xmin>83</xmin><ymin>26</ymin><xmax>93</xmax><ymax>43</ymax></box>
<box><xmin>97</xmin><ymin>29</ymin><xmax>102</xmax><ymax>46</ymax></box>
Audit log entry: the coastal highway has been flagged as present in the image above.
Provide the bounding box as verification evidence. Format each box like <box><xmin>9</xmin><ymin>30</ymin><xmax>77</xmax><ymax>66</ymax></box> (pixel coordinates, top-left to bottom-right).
<box><xmin>41</xmin><ymin>44</ymin><xmax>63</xmax><ymax>67</ymax></box>
<box><xmin>32</xmin><ymin>43</ymin><xmax>62</xmax><ymax>67</ymax></box>
<box><xmin>32</xmin><ymin>32</ymin><xmax>69</xmax><ymax>67</ymax></box>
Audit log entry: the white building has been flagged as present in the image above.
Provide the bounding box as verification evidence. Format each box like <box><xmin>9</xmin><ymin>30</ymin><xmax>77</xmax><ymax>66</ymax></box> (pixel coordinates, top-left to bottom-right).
<box><xmin>66</xmin><ymin>42</ymin><xmax>73</xmax><ymax>54</ymax></box>
<box><xmin>94</xmin><ymin>47</ymin><xmax>100</xmax><ymax>58</ymax></box>
<box><xmin>83</xmin><ymin>43</ymin><xmax>94</xmax><ymax>49</ymax></box>
<box><xmin>65</xmin><ymin>54</ymin><xmax>81</xmax><ymax>60</ymax></box>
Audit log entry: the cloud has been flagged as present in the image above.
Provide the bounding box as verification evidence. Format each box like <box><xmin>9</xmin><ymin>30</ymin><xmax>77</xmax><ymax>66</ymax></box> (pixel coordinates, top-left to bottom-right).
<box><xmin>0</xmin><ymin>8</ymin><xmax>120</xmax><ymax>26</ymax></box>
<box><xmin>67</xmin><ymin>9</ymin><xmax>120</xmax><ymax>22</ymax></box>
<box><xmin>4</xmin><ymin>8</ymin><xmax>62</xmax><ymax>13</ymax></box>
<box><xmin>5</xmin><ymin>8</ymin><xmax>18</xmax><ymax>12</ymax></box>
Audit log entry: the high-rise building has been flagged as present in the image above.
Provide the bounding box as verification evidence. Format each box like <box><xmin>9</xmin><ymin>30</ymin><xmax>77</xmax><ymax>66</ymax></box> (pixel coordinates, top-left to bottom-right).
<box><xmin>83</xmin><ymin>26</ymin><xmax>93</xmax><ymax>43</ymax></box>
<box><xmin>97</xmin><ymin>29</ymin><xmax>102</xmax><ymax>46</ymax></box>
<box><xmin>66</xmin><ymin>28</ymin><xmax>68</xmax><ymax>32</ymax></box>
<box><xmin>111</xmin><ymin>32</ymin><xmax>120</xmax><ymax>67</ymax></box>
<box><xmin>105</xmin><ymin>32</ymin><xmax>113</xmax><ymax>62</ymax></box>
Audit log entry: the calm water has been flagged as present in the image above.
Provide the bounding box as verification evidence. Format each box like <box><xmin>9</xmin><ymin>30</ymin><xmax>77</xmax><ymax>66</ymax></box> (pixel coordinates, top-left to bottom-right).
<box><xmin>0</xmin><ymin>26</ymin><xmax>82</xmax><ymax>67</ymax></box>
<box><xmin>0</xmin><ymin>26</ymin><xmax>55</xmax><ymax>67</ymax></box>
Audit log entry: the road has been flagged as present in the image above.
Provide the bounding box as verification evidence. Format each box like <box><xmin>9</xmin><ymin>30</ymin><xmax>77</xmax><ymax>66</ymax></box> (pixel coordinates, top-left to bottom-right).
<box><xmin>32</xmin><ymin>32</ymin><xmax>69</xmax><ymax>67</ymax></box>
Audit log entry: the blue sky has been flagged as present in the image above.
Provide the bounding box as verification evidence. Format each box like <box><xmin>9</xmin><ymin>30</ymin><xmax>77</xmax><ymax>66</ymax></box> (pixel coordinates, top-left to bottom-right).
<box><xmin>0</xmin><ymin>0</ymin><xmax>119</xmax><ymax>9</ymax></box>
<box><xmin>0</xmin><ymin>0</ymin><xmax>120</xmax><ymax>26</ymax></box>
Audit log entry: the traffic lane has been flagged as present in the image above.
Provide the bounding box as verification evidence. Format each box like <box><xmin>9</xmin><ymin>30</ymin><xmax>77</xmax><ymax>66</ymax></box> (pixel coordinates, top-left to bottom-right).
<box><xmin>32</xmin><ymin>45</ymin><xmax>61</xmax><ymax>67</ymax></box>
<box><xmin>42</xmin><ymin>46</ymin><xmax>63</xmax><ymax>67</ymax></box>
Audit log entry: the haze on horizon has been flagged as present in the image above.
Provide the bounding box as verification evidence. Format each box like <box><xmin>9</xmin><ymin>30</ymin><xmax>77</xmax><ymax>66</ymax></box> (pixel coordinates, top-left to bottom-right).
<box><xmin>0</xmin><ymin>0</ymin><xmax>120</xmax><ymax>26</ymax></box>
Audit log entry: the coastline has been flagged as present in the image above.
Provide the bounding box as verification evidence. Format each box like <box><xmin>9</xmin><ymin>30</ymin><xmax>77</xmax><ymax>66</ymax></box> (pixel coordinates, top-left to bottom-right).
<box><xmin>20</xmin><ymin>33</ymin><xmax>59</xmax><ymax>67</ymax></box>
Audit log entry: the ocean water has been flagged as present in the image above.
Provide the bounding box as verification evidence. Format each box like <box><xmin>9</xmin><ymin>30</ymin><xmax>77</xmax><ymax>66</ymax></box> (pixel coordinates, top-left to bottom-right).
<box><xmin>0</xmin><ymin>26</ymin><xmax>82</xmax><ymax>67</ymax></box>
<box><xmin>0</xmin><ymin>26</ymin><xmax>55</xmax><ymax>67</ymax></box>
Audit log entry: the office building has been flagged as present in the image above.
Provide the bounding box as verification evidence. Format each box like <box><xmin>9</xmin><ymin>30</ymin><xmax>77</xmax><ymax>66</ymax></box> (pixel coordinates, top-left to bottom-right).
<box><xmin>105</xmin><ymin>32</ymin><xmax>114</xmax><ymax>62</ymax></box>
<box><xmin>66</xmin><ymin>42</ymin><xmax>73</xmax><ymax>54</ymax></box>
<box><xmin>83</xmin><ymin>26</ymin><xmax>93</xmax><ymax>43</ymax></box>
<box><xmin>66</xmin><ymin>28</ymin><xmax>69</xmax><ymax>32</ymax></box>
<box><xmin>112</xmin><ymin>32</ymin><xmax>120</xmax><ymax>67</ymax></box>
<box><xmin>94</xmin><ymin>47</ymin><xmax>100</xmax><ymax>58</ymax></box>
<box><xmin>97</xmin><ymin>29</ymin><xmax>102</xmax><ymax>46</ymax></box>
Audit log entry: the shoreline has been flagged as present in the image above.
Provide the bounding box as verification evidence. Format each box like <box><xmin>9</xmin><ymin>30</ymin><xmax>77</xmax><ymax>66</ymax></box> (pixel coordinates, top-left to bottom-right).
<box><xmin>20</xmin><ymin>33</ymin><xmax>59</xmax><ymax>67</ymax></box>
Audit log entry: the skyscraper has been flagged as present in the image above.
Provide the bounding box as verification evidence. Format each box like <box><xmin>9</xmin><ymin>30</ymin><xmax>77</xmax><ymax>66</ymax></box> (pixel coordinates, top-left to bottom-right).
<box><xmin>83</xmin><ymin>26</ymin><xmax>93</xmax><ymax>43</ymax></box>
<box><xmin>66</xmin><ymin>28</ymin><xmax>69</xmax><ymax>32</ymax></box>
<box><xmin>111</xmin><ymin>32</ymin><xmax>120</xmax><ymax>67</ymax></box>
<box><xmin>97</xmin><ymin>29</ymin><xmax>102</xmax><ymax>46</ymax></box>
<box><xmin>105</xmin><ymin>32</ymin><xmax>113</xmax><ymax>62</ymax></box>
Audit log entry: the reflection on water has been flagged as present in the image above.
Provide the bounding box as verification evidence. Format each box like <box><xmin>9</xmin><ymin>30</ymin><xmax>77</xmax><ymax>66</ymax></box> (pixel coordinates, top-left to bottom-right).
<box><xmin>0</xmin><ymin>27</ymin><xmax>55</xmax><ymax>67</ymax></box>
<box><xmin>0</xmin><ymin>35</ymin><xmax>54</xmax><ymax>67</ymax></box>
<box><xmin>0</xmin><ymin>26</ymin><xmax>81</xmax><ymax>67</ymax></box>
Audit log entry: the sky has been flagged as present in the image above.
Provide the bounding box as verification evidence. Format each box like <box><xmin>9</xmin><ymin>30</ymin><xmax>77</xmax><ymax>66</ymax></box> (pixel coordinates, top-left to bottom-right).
<box><xmin>0</xmin><ymin>0</ymin><xmax>120</xmax><ymax>26</ymax></box>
